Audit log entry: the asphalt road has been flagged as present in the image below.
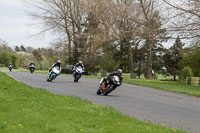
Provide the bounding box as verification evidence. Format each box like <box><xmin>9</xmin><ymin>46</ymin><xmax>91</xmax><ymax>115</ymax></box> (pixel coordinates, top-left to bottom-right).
<box><xmin>5</xmin><ymin>72</ymin><xmax>200</xmax><ymax>133</ymax></box>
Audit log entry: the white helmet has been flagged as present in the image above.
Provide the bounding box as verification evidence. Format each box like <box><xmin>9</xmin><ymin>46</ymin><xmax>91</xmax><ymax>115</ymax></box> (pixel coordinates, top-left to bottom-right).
<box><xmin>117</xmin><ymin>69</ymin><xmax>123</xmax><ymax>77</ymax></box>
<box><xmin>57</xmin><ymin>60</ymin><xmax>61</xmax><ymax>64</ymax></box>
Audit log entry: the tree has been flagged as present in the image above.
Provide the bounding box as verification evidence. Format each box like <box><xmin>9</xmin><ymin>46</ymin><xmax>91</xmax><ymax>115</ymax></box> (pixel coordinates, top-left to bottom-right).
<box><xmin>32</xmin><ymin>50</ymin><xmax>44</xmax><ymax>62</ymax></box>
<box><xmin>163</xmin><ymin>36</ymin><xmax>184</xmax><ymax>81</ymax></box>
<box><xmin>134</xmin><ymin>46</ymin><xmax>146</xmax><ymax>78</ymax></box>
<box><xmin>181</xmin><ymin>66</ymin><xmax>193</xmax><ymax>80</ymax></box>
<box><xmin>15</xmin><ymin>46</ymin><xmax>21</xmax><ymax>52</ymax></box>
<box><xmin>20</xmin><ymin>45</ymin><xmax>26</xmax><ymax>52</ymax></box>
<box><xmin>11</xmin><ymin>53</ymin><xmax>20</xmax><ymax>69</ymax></box>
<box><xmin>0</xmin><ymin>51</ymin><xmax>12</xmax><ymax>67</ymax></box>
<box><xmin>27</xmin><ymin>0</ymin><xmax>87</xmax><ymax>64</ymax></box>
<box><xmin>0</xmin><ymin>39</ymin><xmax>12</xmax><ymax>51</ymax></box>
<box><xmin>139</xmin><ymin>0</ymin><xmax>167</xmax><ymax>79</ymax></box>
<box><xmin>26</xmin><ymin>0</ymin><xmax>168</xmax><ymax>74</ymax></box>
<box><xmin>163</xmin><ymin>0</ymin><xmax>200</xmax><ymax>45</ymax></box>
<box><xmin>99</xmin><ymin>52</ymin><xmax>119</xmax><ymax>72</ymax></box>
<box><xmin>152</xmin><ymin>43</ymin><xmax>165</xmax><ymax>75</ymax></box>
<box><xmin>179</xmin><ymin>46</ymin><xmax>200</xmax><ymax>77</ymax></box>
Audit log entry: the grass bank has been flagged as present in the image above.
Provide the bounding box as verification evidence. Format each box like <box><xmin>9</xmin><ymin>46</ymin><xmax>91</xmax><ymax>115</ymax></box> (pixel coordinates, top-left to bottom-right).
<box><xmin>0</xmin><ymin>72</ymin><xmax>186</xmax><ymax>133</ymax></box>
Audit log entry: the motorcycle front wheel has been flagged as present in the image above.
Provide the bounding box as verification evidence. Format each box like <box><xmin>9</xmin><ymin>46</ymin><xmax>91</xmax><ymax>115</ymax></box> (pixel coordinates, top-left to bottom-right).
<box><xmin>74</xmin><ymin>74</ymin><xmax>80</xmax><ymax>82</ymax></box>
<box><xmin>96</xmin><ymin>87</ymin><xmax>102</xmax><ymax>95</ymax></box>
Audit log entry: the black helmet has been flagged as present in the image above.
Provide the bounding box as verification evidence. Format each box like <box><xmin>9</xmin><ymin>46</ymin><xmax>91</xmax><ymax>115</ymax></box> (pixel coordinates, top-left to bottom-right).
<box><xmin>117</xmin><ymin>69</ymin><xmax>122</xmax><ymax>77</ymax></box>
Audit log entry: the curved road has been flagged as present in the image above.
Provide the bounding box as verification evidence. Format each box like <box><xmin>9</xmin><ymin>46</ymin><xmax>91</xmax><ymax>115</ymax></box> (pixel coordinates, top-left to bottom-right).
<box><xmin>5</xmin><ymin>72</ymin><xmax>200</xmax><ymax>133</ymax></box>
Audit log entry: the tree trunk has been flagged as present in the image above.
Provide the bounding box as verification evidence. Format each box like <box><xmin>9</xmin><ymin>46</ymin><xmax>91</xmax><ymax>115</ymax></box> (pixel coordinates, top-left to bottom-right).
<box><xmin>128</xmin><ymin>41</ymin><xmax>134</xmax><ymax>73</ymax></box>
<box><xmin>146</xmin><ymin>39</ymin><xmax>153</xmax><ymax>79</ymax></box>
<box><xmin>138</xmin><ymin>60</ymin><xmax>142</xmax><ymax>78</ymax></box>
<box><xmin>173</xmin><ymin>54</ymin><xmax>177</xmax><ymax>81</ymax></box>
<box><xmin>66</xmin><ymin>30</ymin><xmax>72</xmax><ymax>64</ymax></box>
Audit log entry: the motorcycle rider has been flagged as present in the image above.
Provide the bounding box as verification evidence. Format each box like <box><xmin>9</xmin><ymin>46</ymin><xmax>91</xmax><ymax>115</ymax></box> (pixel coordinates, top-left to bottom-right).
<box><xmin>29</xmin><ymin>62</ymin><xmax>35</xmax><ymax>67</ymax></box>
<box><xmin>74</xmin><ymin>60</ymin><xmax>84</xmax><ymax>71</ymax></box>
<box><xmin>47</xmin><ymin>60</ymin><xmax>61</xmax><ymax>82</ymax></box>
<box><xmin>102</xmin><ymin>69</ymin><xmax>123</xmax><ymax>89</ymax></box>
<box><xmin>29</xmin><ymin>62</ymin><xmax>36</xmax><ymax>73</ymax></box>
<box><xmin>8</xmin><ymin>63</ymin><xmax>12</xmax><ymax>72</ymax></box>
<box><xmin>49</xmin><ymin>60</ymin><xmax>62</xmax><ymax>73</ymax></box>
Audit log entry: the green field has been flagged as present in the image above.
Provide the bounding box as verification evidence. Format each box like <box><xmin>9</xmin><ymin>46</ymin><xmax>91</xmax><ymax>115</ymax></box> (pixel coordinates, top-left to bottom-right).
<box><xmin>0</xmin><ymin>72</ymin><xmax>187</xmax><ymax>133</ymax></box>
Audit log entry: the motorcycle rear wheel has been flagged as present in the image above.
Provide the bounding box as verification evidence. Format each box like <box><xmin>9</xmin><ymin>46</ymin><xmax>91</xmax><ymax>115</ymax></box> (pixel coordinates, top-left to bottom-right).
<box><xmin>103</xmin><ymin>86</ymin><xmax>114</xmax><ymax>96</ymax></box>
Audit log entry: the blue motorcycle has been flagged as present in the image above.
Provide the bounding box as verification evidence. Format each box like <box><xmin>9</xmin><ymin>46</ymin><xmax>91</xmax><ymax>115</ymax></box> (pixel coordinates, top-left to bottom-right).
<box><xmin>47</xmin><ymin>66</ymin><xmax>60</xmax><ymax>82</ymax></box>
<box><xmin>73</xmin><ymin>66</ymin><xmax>83</xmax><ymax>82</ymax></box>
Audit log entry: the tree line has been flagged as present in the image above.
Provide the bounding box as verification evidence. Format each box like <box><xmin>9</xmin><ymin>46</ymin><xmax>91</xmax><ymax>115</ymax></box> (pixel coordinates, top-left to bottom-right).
<box><xmin>1</xmin><ymin>0</ymin><xmax>199</xmax><ymax>80</ymax></box>
<box><xmin>25</xmin><ymin>0</ymin><xmax>199</xmax><ymax>79</ymax></box>
<box><xmin>0</xmin><ymin>36</ymin><xmax>199</xmax><ymax>80</ymax></box>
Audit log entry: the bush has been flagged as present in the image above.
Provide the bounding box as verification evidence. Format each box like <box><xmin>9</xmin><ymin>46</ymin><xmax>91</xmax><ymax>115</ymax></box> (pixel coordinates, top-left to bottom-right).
<box><xmin>0</xmin><ymin>51</ymin><xmax>11</xmax><ymax>66</ymax></box>
<box><xmin>99</xmin><ymin>52</ymin><xmax>119</xmax><ymax>72</ymax></box>
<box><xmin>181</xmin><ymin>66</ymin><xmax>193</xmax><ymax>79</ymax></box>
<box><xmin>11</xmin><ymin>53</ymin><xmax>20</xmax><ymax>69</ymax></box>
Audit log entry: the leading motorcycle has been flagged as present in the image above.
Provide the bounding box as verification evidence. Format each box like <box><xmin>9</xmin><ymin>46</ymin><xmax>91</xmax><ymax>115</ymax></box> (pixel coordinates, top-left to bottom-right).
<box><xmin>8</xmin><ymin>65</ymin><xmax>12</xmax><ymax>72</ymax></box>
<box><xmin>29</xmin><ymin>65</ymin><xmax>35</xmax><ymax>74</ymax></box>
<box><xmin>73</xmin><ymin>66</ymin><xmax>83</xmax><ymax>82</ymax></box>
<box><xmin>47</xmin><ymin>66</ymin><xmax>60</xmax><ymax>82</ymax></box>
<box><xmin>97</xmin><ymin>75</ymin><xmax>121</xmax><ymax>96</ymax></box>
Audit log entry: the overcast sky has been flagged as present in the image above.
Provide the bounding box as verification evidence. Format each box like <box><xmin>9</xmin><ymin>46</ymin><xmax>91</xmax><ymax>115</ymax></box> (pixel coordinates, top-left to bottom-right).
<box><xmin>0</xmin><ymin>0</ymin><xmax>54</xmax><ymax>48</ymax></box>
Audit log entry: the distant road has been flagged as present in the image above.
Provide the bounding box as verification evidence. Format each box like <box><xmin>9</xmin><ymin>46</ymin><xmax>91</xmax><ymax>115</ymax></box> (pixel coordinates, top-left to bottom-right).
<box><xmin>5</xmin><ymin>72</ymin><xmax>200</xmax><ymax>133</ymax></box>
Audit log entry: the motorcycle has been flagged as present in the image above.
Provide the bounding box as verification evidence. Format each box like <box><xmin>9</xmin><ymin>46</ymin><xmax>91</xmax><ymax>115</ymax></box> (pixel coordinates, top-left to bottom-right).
<box><xmin>47</xmin><ymin>66</ymin><xmax>60</xmax><ymax>82</ymax></box>
<box><xmin>97</xmin><ymin>75</ymin><xmax>121</xmax><ymax>96</ymax></box>
<box><xmin>29</xmin><ymin>65</ymin><xmax>35</xmax><ymax>74</ymax></box>
<box><xmin>8</xmin><ymin>65</ymin><xmax>12</xmax><ymax>72</ymax></box>
<box><xmin>73</xmin><ymin>66</ymin><xmax>83</xmax><ymax>82</ymax></box>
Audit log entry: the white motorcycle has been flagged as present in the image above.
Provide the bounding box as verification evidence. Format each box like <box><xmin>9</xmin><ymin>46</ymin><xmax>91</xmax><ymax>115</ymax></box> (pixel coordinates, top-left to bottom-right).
<box><xmin>47</xmin><ymin>66</ymin><xmax>60</xmax><ymax>82</ymax></box>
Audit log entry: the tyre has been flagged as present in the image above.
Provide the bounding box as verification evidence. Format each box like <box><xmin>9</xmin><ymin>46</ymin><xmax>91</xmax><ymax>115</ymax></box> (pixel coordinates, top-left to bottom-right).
<box><xmin>48</xmin><ymin>78</ymin><xmax>52</xmax><ymax>82</ymax></box>
<box><xmin>103</xmin><ymin>86</ymin><xmax>114</xmax><ymax>96</ymax></box>
<box><xmin>30</xmin><ymin>69</ymin><xmax>33</xmax><ymax>74</ymax></box>
<box><xmin>96</xmin><ymin>87</ymin><xmax>101</xmax><ymax>95</ymax></box>
<box><xmin>48</xmin><ymin>75</ymin><xmax>53</xmax><ymax>82</ymax></box>
<box><xmin>74</xmin><ymin>74</ymin><xmax>79</xmax><ymax>82</ymax></box>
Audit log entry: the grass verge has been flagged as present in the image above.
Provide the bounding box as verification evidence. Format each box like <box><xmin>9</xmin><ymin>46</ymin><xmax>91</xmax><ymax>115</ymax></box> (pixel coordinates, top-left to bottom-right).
<box><xmin>124</xmin><ymin>78</ymin><xmax>200</xmax><ymax>97</ymax></box>
<box><xmin>0</xmin><ymin>67</ymin><xmax>48</xmax><ymax>74</ymax></box>
<box><xmin>0</xmin><ymin>72</ymin><xmax>186</xmax><ymax>133</ymax></box>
